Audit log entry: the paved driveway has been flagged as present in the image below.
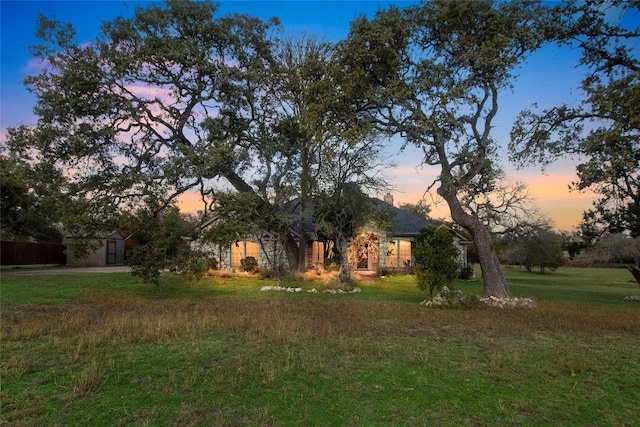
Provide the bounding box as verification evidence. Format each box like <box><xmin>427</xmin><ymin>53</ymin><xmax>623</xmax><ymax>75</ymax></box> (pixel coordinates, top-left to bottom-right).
<box><xmin>1</xmin><ymin>266</ymin><xmax>132</xmax><ymax>277</ymax></box>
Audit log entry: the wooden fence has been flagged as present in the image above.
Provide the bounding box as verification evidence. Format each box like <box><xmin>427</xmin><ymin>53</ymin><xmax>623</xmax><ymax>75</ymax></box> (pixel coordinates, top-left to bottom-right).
<box><xmin>0</xmin><ymin>241</ymin><xmax>66</xmax><ymax>266</ymax></box>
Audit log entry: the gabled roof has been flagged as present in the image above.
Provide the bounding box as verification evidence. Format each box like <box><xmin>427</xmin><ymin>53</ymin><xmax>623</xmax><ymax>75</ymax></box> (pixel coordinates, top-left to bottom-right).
<box><xmin>286</xmin><ymin>197</ymin><xmax>432</xmax><ymax>237</ymax></box>
<box><xmin>371</xmin><ymin>198</ymin><xmax>431</xmax><ymax>236</ymax></box>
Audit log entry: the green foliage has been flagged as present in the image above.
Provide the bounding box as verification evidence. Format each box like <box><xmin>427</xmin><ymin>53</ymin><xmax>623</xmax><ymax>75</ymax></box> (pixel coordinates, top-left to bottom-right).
<box><xmin>498</xmin><ymin>219</ymin><xmax>564</xmax><ymax>274</ymax></box>
<box><xmin>338</xmin><ymin>0</ymin><xmax>553</xmax><ymax>298</ymax></box>
<box><xmin>175</xmin><ymin>247</ymin><xmax>217</xmax><ymax>282</ymax></box>
<box><xmin>415</xmin><ymin>227</ymin><xmax>460</xmax><ymax>297</ymax></box>
<box><xmin>0</xmin><ymin>155</ymin><xmax>64</xmax><ymax>243</ymax></box>
<box><xmin>5</xmin><ymin>3</ymin><xmax>391</xmax><ymax>277</ymax></box>
<box><xmin>128</xmin><ymin>245</ymin><xmax>164</xmax><ymax>286</ymax></box>
<box><xmin>314</xmin><ymin>182</ymin><xmax>375</xmax><ymax>283</ymax></box>
<box><xmin>398</xmin><ymin>199</ymin><xmax>431</xmax><ymax>221</ymax></box>
<box><xmin>199</xmin><ymin>192</ymin><xmax>263</xmax><ymax>248</ymax></box>
<box><xmin>240</xmin><ymin>256</ymin><xmax>259</xmax><ymax>273</ymax></box>
<box><xmin>509</xmin><ymin>1</ymin><xmax>640</xmax><ymax>238</ymax></box>
<box><xmin>153</xmin><ymin>206</ymin><xmax>198</xmax><ymax>260</ymax></box>
<box><xmin>458</xmin><ymin>264</ymin><xmax>475</xmax><ymax>280</ymax></box>
<box><xmin>120</xmin><ymin>205</ymin><xmax>198</xmax><ymax>283</ymax></box>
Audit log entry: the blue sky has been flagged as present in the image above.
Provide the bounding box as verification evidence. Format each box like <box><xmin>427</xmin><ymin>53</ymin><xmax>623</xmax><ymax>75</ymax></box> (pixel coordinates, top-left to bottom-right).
<box><xmin>2</xmin><ymin>0</ymin><xmax>629</xmax><ymax>230</ymax></box>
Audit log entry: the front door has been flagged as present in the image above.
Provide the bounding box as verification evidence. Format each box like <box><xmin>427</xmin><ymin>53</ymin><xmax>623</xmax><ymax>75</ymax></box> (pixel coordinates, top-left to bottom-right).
<box><xmin>356</xmin><ymin>243</ymin><xmax>370</xmax><ymax>269</ymax></box>
<box><xmin>352</xmin><ymin>233</ymin><xmax>379</xmax><ymax>271</ymax></box>
<box><xmin>106</xmin><ymin>240</ymin><xmax>117</xmax><ymax>265</ymax></box>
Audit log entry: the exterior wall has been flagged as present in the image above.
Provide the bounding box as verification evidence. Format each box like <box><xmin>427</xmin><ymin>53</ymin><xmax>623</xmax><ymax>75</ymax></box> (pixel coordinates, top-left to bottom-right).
<box><xmin>66</xmin><ymin>239</ymin><xmax>108</xmax><ymax>267</ymax></box>
<box><xmin>230</xmin><ymin>241</ymin><xmax>260</xmax><ymax>268</ymax></box>
<box><xmin>453</xmin><ymin>238</ymin><xmax>469</xmax><ymax>267</ymax></box>
<box><xmin>194</xmin><ymin>234</ymin><xmax>295</xmax><ymax>271</ymax></box>
<box><xmin>382</xmin><ymin>234</ymin><xmax>469</xmax><ymax>270</ymax></box>
<box><xmin>306</xmin><ymin>241</ymin><xmax>325</xmax><ymax>269</ymax></box>
<box><xmin>194</xmin><ymin>231</ymin><xmax>467</xmax><ymax>273</ymax></box>
<box><xmin>66</xmin><ymin>233</ymin><xmax>125</xmax><ymax>267</ymax></box>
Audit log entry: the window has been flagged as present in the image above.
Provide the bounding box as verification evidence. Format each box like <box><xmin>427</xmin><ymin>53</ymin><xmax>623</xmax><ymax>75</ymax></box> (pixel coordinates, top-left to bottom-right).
<box><xmin>245</xmin><ymin>241</ymin><xmax>259</xmax><ymax>261</ymax></box>
<box><xmin>230</xmin><ymin>241</ymin><xmax>260</xmax><ymax>268</ymax></box>
<box><xmin>386</xmin><ymin>241</ymin><xmax>398</xmax><ymax>267</ymax></box>
<box><xmin>398</xmin><ymin>240</ymin><xmax>412</xmax><ymax>267</ymax></box>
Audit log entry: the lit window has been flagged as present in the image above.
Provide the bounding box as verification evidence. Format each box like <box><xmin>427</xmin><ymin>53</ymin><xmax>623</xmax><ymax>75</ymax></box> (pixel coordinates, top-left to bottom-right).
<box><xmin>398</xmin><ymin>240</ymin><xmax>412</xmax><ymax>267</ymax></box>
<box><xmin>386</xmin><ymin>242</ymin><xmax>398</xmax><ymax>267</ymax></box>
<box><xmin>230</xmin><ymin>241</ymin><xmax>260</xmax><ymax>268</ymax></box>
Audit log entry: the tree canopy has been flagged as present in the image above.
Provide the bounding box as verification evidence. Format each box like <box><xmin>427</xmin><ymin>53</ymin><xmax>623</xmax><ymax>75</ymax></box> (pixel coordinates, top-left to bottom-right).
<box><xmin>0</xmin><ymin>154</ymin><xmax>66</xmax><ymax>243</ymax></box>
<box><xmin>510</xmin><ymin>0</ymin><xmax>640</xmax><ymax>238</ymax></box>
<box><xmin>4</xmin><ymin>0</ymin><xmax>388</xmax><ymax>275</ymax></box>
<box><xmin>336</xmin><ymin>0</ymin><xmax>553</xmax><ymax>297</ymax></box>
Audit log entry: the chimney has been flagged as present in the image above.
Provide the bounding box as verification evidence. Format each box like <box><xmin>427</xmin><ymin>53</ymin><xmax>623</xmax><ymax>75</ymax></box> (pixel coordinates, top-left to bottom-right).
<box><xmin>383</xmin><ymin>192</ymin><xmax>394</xmax><ymax>206</ymax></box>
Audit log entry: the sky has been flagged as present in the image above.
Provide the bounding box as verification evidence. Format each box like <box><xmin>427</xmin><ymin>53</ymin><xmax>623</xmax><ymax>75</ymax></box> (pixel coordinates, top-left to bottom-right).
<box><xmin>0</xmin><ymin>0</ymin><xmax>618</xmax><ymax>231</ymax></box>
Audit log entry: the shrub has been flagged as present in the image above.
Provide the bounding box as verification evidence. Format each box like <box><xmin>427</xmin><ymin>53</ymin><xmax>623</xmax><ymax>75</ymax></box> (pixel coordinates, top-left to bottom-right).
<box><xmin>378</xmin><ymin>266</ymin><xmax>398</xmax><ymax>277</ymax></box>
<box><xmin>458</xmin><ymin>264</ymin><xmax>475</xmax><ymax>280</ymax></box>
<box><xmin>240</xmin><ymin>256</ymin><xmax>258</xmax><ymax>273</ymax></box>
<box><xmin>415</xmin><ymin>226</ymin><xmax>460</xmax><ymax>296</ymax></box>
<box><xmin>128</xmin><ymin>245</ymin><xmax>164</xmax><ymax>285</ymax></box>
<box><xmin>259</xmin><ymin>265</ymin><xmax>289</xmax><ymax>280</ymax></box>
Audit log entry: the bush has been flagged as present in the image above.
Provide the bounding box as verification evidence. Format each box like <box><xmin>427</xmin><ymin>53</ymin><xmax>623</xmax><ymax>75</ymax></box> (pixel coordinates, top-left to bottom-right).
<box><xmin>415</xmin><ymin>227</ymin><xmax>460</xmax><ymax>296</ymax></box>
<box><xmin>240</xmin><ymin>256</ymin><xmax>259</xmax><ymax>273</ymax></box>
<box><xmin>378</xmin><ymin>266</ymin><xmax>398</xmax><ymax>277</ymax></box>
<box><xmin>458</xmin><ymin>264</ymin><xmax>474</xmax><ymax>280</ymax></box>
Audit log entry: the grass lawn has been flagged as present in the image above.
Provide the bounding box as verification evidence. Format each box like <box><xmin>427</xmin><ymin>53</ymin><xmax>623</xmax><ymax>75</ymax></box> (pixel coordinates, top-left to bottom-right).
<box><xmin>1</xmin><ymin>267</ymin><xmax>639</xmax><ymax>426</ymax></box>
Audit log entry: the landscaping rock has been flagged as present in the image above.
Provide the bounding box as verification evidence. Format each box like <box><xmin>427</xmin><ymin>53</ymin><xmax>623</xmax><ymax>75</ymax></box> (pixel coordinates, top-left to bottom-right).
<box><xmin>420</xmin><ymin>290</ymin><xmax>481</xmax><ymax>309</ymax></box>
<box><xmin>323</xmin><ymin>287</ymin><xmax>361</xmax><ymax>294</ymax></box>
<box><xmin>259</xmin><ymin>285</ymin><xmax>302</xmax><ymax>292</ymax></box>
<box><xmin>437</xmin><ymin>286</ymin><xmax>451</xmax><ymax>297</ymax></box>
<box><xmin>480</xmin><ymin>296</ymin><xmax>536</xmax><ymax>309</ymax></box>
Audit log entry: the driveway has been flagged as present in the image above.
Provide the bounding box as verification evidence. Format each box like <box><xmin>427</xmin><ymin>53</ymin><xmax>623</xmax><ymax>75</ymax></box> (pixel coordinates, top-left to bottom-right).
<box><xmin>1</xmin><ymin>266</ymin><xmax>132</xmax><ymax>277</ymax></box>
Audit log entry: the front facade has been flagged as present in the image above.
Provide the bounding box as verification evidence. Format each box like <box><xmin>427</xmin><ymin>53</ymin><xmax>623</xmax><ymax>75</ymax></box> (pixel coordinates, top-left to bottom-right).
<box><xmin>198</xmin><ymin>233</ymin><xmax>327</xmax><ymax>271</ymax></box>
<box><xmin>197</xmin><ymin>198</ymin><xmax>470</xmax><ymax>273</ymax></box>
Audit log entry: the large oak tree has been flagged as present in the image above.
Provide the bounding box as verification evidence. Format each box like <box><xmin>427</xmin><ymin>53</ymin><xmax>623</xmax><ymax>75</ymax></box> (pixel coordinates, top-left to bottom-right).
<box><xmin>337</xmin><ymin>0</ymin><xmax>552</xmax><ymax>297</ymax></box>
<box><xmin>5</xmin><ymin>0</ymin><xmax>387</xmax><ymax>274</ymax></box>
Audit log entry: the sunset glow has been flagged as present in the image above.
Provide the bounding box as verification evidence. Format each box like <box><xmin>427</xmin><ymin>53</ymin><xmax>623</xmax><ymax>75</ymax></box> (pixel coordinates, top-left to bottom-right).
<box><xmin>1</xmin><ymin>1</ymin><xmax>604</xmax><ymax>233</ymax></box>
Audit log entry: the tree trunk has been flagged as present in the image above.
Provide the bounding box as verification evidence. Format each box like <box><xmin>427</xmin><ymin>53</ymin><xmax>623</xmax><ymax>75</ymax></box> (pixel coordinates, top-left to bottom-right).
<box><xmin>337</xmin><ymin>237</ymin><xmax>351</xmax><ymax>285</ymax></box>
<box><xmin>297</xmin><ymin>205</ymin><xmax>308</xmax><ymax>273</ymax></box>
<box><xmin>438</xmin><ymin>185</ymin><xmax>512</xmax><ymax>298</ymax></box>
<box><xmin>628</xmin><ymin>264</ymin><xmax>640</xmax><ymax>286</ymax></box>
<box><xmin>282</xmin><ymin>231</ymin><xmax>300</xmax><ymax>272</ymax></box>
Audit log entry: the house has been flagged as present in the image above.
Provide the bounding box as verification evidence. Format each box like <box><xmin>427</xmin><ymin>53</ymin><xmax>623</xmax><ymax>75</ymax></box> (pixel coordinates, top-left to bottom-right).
<box><xmin>348</xmin><ymin>198</ymin><xmax>470</xmax><ymax>272</ymax></box>
<box><xmin>65</xmin><ymin>231</ymin><xmax>126</xmax><ymax>267</ymax></box>
<box><xmin>196</xmin><ymin>197</ymin><xmax>470</xmax><ymax>273</ymax></box>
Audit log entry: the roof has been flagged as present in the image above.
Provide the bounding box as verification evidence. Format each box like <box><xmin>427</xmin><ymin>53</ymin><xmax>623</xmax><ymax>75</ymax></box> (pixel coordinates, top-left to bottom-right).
<box><xmin>200</xmin><ymin>196</ymin><xmax>472</xmax><ymax>241</ymax></box>
<box><xmin>64</xmin><ymin>230</ymin><xmax>124</xmax><ymax>240</ymax></box>
<box><xmin>285</xmin><ymin>197</ymin><xmax>432</xmax><ymax>237</ymax></box>
<box><xmin>371</xmin><ymin>198</ymin><xmax>431</xmax><ymax>236</ymax></box>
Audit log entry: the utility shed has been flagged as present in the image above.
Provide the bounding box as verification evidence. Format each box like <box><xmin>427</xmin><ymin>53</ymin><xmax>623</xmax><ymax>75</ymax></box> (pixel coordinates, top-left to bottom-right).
<box><xmin>65</xmin><ymin>231</ymin><xmax>125</xmax><ymax>267</ymax></box>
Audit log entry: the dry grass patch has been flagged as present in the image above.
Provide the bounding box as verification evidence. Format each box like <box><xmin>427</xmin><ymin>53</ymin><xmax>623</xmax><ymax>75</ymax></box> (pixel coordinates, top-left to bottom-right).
<box><xmin>2</xmin><ymin>269</ymin><xmax>639</xmax><ymax>426</ymax></box>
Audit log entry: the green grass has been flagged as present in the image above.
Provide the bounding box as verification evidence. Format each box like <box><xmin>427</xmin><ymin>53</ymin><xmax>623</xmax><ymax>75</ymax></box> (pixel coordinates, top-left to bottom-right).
<box><xmin>1</xmin><ymin>267</ymin><xmax>639</xmax><ymax>426</ymax></box>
